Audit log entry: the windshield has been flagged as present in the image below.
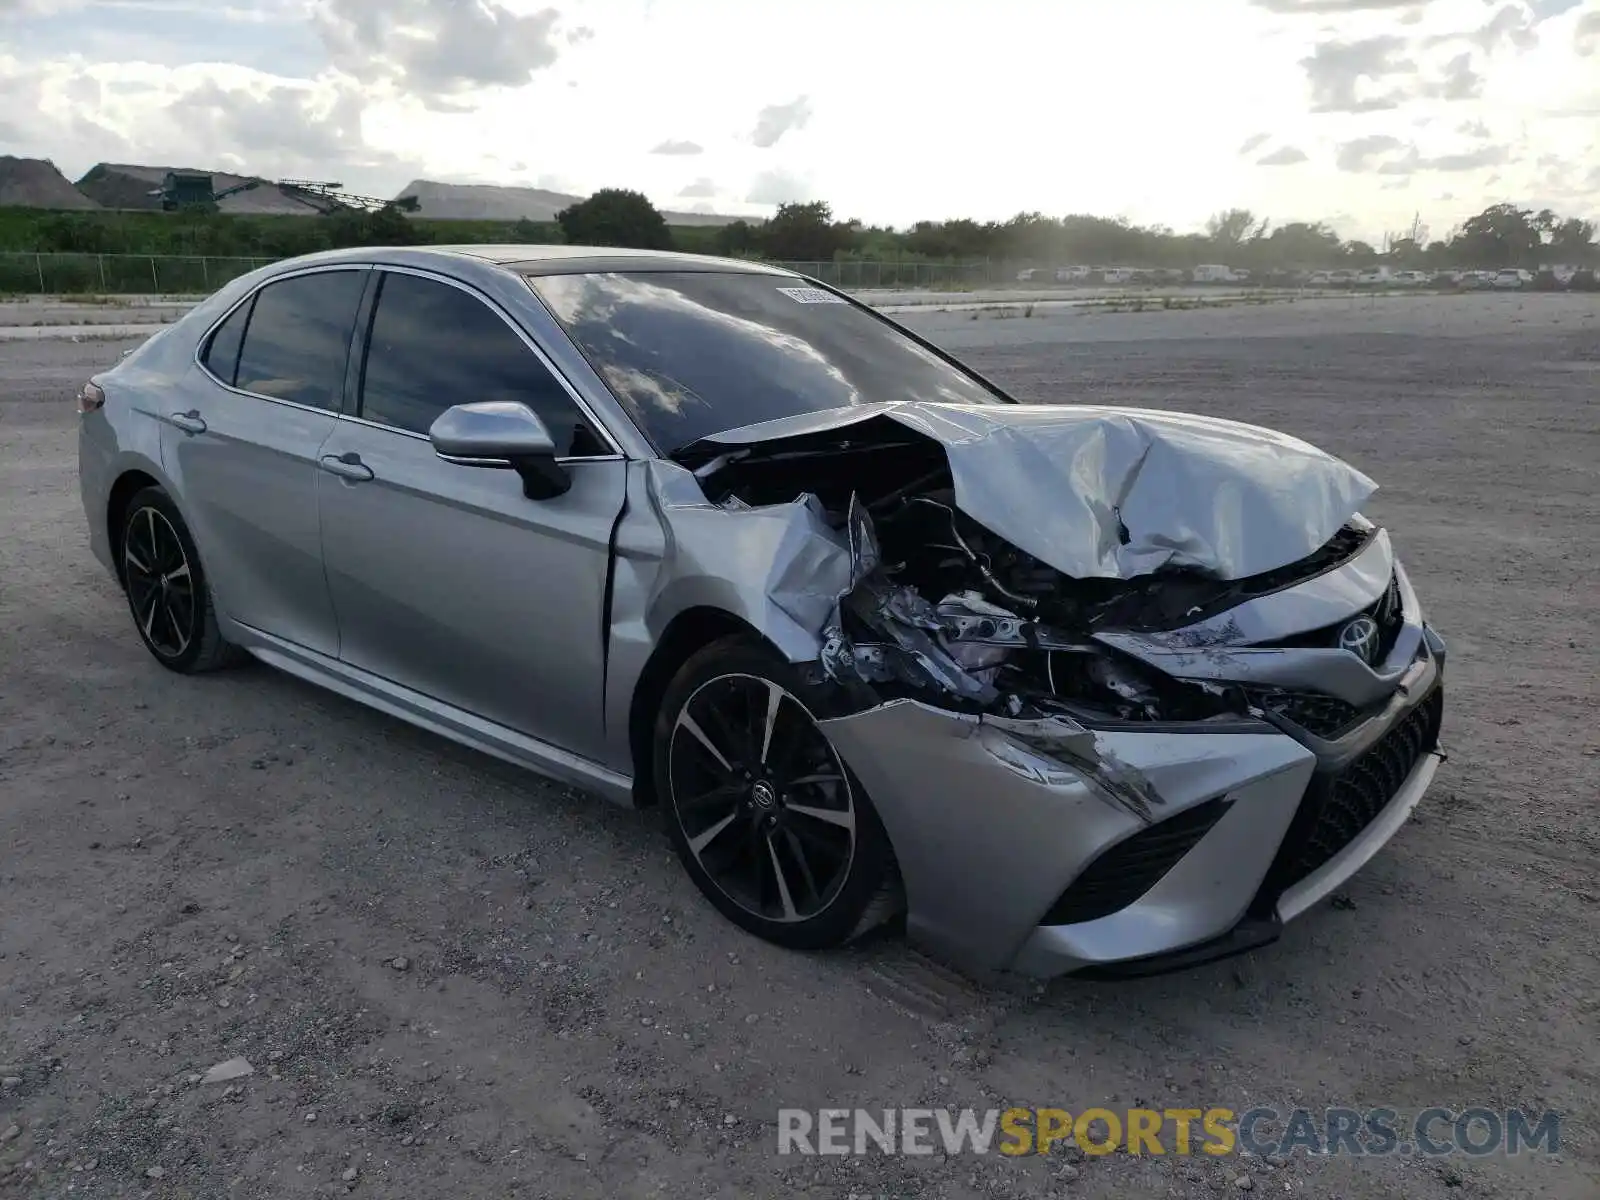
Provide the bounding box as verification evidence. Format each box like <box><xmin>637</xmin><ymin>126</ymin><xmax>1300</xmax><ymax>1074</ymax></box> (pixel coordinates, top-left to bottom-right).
<box><xmin>526</xmin><ymin>270</ymin><xmax>1007</xmax><ymax>453</ymax></box>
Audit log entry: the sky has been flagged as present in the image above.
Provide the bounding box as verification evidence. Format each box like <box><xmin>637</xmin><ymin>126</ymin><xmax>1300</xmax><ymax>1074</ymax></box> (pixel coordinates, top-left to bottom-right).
<box><xmin>1</xmin><ymin>0</ymin><xmax>1597</xmax><ymax>241</ymax></box>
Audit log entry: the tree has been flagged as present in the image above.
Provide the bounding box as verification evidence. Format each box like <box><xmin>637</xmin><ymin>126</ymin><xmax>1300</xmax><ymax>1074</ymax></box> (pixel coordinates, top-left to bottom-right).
<box><xmin>1547</xmin><ymin>218</ymin><xmax>1597</xmax><ymax>264</ymax></box>
<box><xmin>1450</xmin><ymin>203</ymin><xmax>1539</xmax><ymax>268</ymax></box>
<box><xmin>1205</xmin><ymin>208</ymin><xmax>1263</xmax><ymax>248</ymax></box>
<box><xmin>323</xmin><ymin>202</ymin><xmax>426</xmax><ymax>249</ymax></box>
<box><xmin>757</xmin><ymin>201</ymin><xmax>853</xmax><ymax>261</ymax></box>
<box><xmin>1257</xmin><ymin>221</ymin><xmax>1342</xmax><ymax>267</ymax></box>
<box><xmin>1386</xmin><ymin>236</ymin><xmax>1425</xmax><ymax>266</ymax></box>
<box><xmin>556</xmin><ymin>188</ymin><xmax>673</xmax><ymax>250</ymax></box>
<box><xmin>712</xmin><ymin>219</ymin><xmax>758</xmax><ymax>257</ymax></box>
<box><xmin>366</xmin><ymin>203</ymin><xmax>426</xmax><ymax>245</ymax></box>
<box><xmin>904</xmin><ymin>218</ymin><xmax>994</xmax><ymax>259</ymax></box>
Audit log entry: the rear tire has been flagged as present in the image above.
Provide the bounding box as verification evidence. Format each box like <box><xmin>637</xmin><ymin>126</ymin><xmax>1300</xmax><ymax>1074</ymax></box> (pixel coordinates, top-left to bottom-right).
<box><xmin>118</xmin><ymin>486</ymin><xmax>241</xmax><ymax>673</ymax></box>
<box><xmin>653</xmin><ymin>634</ymin><xmax>899</xmax><ymax>951</ymax></box>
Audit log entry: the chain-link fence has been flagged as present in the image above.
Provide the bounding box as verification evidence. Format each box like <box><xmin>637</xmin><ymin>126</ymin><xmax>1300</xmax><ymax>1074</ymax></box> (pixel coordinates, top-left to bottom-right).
<box><xmin>0</xmin><ymin>253</ymin><xmax>275</xmax><ymax>295</ymax></box>
<box><xmin>776</xmin><ymin>260</ymin><xmax>999</xmax><ymax>289</ymax></box>
<box><xmin>2</xmin><ymin>252</ymin><xmax>1004</xmax><ymax>296</ymax></box>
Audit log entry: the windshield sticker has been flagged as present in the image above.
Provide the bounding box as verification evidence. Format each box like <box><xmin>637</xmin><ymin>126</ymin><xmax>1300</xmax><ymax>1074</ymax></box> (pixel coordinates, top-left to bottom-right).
<box><xmin>776</xmin><ymin>286</ymin><xmax>847</xmax><ymax>304</ymax></box>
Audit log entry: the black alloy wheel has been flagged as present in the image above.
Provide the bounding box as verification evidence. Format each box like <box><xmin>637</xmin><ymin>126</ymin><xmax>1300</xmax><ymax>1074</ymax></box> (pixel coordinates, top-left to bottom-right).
<box><xmin>123</xmin><ymin>503</ymin><xmax>197</xmax><ymax>660</ymax></box>
<box><xmin>118</xmin><ymin>486</ymin><xmax>241</xmax><ymax>673</ymax></box>
<box><xmin>655</xmin><ymin>636</ymin><xmax>898</xmax><ymax>950</ymax></box>
<box><xmin>670</xmin><ymin>671</ymin><xmax>857</xmax><ymax>923</ymax></box>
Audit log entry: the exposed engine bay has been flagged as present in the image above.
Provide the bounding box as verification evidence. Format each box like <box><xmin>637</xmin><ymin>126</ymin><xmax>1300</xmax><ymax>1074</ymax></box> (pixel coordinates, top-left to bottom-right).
<box><xmin>677</xmin><ymin>412</ymin><xmax>1378</xmax><ymax>728</ymax></box>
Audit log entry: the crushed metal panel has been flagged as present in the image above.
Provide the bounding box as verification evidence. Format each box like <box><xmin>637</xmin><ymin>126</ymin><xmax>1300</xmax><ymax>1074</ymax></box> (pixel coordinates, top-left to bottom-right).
<box><xmin>817</xmin><ymin>494</ymin><xmax>1003</xmax><ymax>703</ymax></box>
<box><xmin>981</xmin><ymin>713</ymin><xmax>1164</xmax><ymax>822</ymax></box>
<box><xmin>694</xmin><ymin>400</ymin><xmax>1378</xmax><ymax>582</ymax></box>
<box><xmin>642</xmin><ymin>460</ymin><xmax>853</xmax><ymax>660</ymax></box>
<box><xmin>1130</xmin><ymin>528</ymin><xmax>1396</xmax><ymax>650</ymax></box>
<box><xmin>882</xmin><ymin>403</ymin><xmax>1377</xmax><ymax>582</ymax></box>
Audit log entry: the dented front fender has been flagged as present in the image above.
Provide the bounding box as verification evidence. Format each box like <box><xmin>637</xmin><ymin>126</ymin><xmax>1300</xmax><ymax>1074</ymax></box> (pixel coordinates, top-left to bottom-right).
<box><xmin>817</xmin><ymin>699</ymin><xmax>1308</xmax><ymax>975</ymax></box>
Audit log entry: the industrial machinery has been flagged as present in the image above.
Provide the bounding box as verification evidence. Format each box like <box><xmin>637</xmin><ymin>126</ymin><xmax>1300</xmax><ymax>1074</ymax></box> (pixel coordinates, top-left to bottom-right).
<box><xmin>152</xmin><ymin>172</ymin><xmax>419</xmax><ymax>214</ymax></box>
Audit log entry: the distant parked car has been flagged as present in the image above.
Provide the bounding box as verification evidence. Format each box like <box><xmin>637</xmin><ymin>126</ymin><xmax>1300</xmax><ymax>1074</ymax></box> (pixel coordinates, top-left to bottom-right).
<box><xmin>1391</xmin><ymin>270</ymin><xmax>1430</xmax><ymax>287</ymax></box>
<box><xmin>1492</xmin><ymin>269</ymin><xmax>1532</xmax><ymax>289</ymax></box>
<box><xmin>1100</xmin><ymin>268</ymin><xmax>1139</xmax><ymax>285</ymax></box>
<box><xmin>1306</xmin><ymin>271</ymin><xmax>1333</xmax><ymax>286</ymax></box>
<box><xmin>1191</xmin><ymin>264</ymin><xmax>1237</xmax><ymax>283</ymax></box>
<box><xmin>1054</xmin><ymin>266</ymin><xmax>1091</xmax><ymax>283</ymax></box>
<box><xmin>1355</xmin><ymin>268</ymin><xmax>1393</xmax><ymax>286</ymax></box>
<box><xmin>1016</xmin><ymin>268</ymin><xmax>1042</xmax><ymax>283</ymax></box>
<box><xmin>1533</xmin><ymin>266</ymin><xmax>1577</xmax><ymax>291</ymax></box>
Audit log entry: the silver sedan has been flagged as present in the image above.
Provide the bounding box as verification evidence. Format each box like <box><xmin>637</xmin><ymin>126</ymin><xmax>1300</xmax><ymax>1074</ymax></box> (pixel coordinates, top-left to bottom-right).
<box><xmin>76</xmin><ymin>245</ymin><xmax>1446</xmax><ymax>978</ymax></box>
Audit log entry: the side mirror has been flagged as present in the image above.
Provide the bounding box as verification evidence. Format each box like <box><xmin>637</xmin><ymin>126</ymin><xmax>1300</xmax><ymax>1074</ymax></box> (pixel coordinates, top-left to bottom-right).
<box><xmin>428</xmin><ymin>401</ymin><xmax>570</xmax><ymax>500</ymax></box>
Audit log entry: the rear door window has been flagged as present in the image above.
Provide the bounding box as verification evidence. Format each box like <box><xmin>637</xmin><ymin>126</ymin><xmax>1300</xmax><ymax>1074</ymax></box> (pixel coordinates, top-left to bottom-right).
<box><xmin>201</xmin><ymin>296</ymin><xmax>253</xmax><ymax>387</ymax></box>
<box><xmin>357</xmin><ymin>271</ymin><xmax>602</xmax><ymax>455</ymax></box>
<box><xmin>233</xmin><ymin>270</ymin><xmax>365</xmax><ymax>411</ymax></box>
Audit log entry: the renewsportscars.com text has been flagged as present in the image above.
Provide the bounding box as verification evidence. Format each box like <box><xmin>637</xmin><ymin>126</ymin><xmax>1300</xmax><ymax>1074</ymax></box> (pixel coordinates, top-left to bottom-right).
<box><xmin>776</xmin><ymin>1107</ymin><xmax>1561</xmax><ymax>1158</ymax></box>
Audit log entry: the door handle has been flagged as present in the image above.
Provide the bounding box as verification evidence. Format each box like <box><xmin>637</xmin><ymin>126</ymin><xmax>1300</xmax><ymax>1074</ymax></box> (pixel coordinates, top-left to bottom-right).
<box><xmin>166</xmin><ymin>410</ymin><xmax>207</xmax><ymax>435</ymax></box>
<box><xmin>319</xmin><ymin>452</ymin><xmax>374</xmax><ymax>482</ymax></box>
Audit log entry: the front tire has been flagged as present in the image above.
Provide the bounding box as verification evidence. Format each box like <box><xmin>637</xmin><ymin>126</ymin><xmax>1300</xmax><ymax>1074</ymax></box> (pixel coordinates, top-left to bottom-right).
<box><xmin>118</xmin><ymin>486</ymin><xmax>240</xmax><ymax>673</ymax></box>
<box><xmin>653</xmin><ymin>635</ymin><xmax>899</xmax><ymax>951</ymax></box>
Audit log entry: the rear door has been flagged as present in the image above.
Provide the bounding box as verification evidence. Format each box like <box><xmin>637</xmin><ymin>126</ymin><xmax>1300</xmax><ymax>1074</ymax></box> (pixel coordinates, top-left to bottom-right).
<box><xmin>168</xmin><ymin>266</ymin><xmax>367</xmax><ymax>657</ymax></box>
<box><xmin>316</xmin><ymin>268</ymin><xmax>626</xmax><ymax>762</ymax></box>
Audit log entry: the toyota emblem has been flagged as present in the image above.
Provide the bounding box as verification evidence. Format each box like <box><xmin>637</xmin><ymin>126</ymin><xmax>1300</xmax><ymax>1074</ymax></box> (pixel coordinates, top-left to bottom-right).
<box><xmin>1337</xmin><ymin>615</ymin><xmax>1381</xmax><ymax>664</ymax></box>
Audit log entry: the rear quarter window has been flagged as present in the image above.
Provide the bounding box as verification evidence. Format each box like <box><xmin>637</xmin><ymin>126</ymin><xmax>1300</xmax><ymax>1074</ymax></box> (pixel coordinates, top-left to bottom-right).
<box><xmin>200</xmin><ymin>296</ymin><xmax>253</xmax><ymax>387</ymax></box>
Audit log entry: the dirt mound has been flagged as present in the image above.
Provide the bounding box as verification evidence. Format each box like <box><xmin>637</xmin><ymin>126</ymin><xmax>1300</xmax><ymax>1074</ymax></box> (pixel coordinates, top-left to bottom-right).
<box><xmin>0</xmin><ymin>156</ymin><xmax>99</xmax><ymax>209</ymax></box>
<box><xmin>395</xmin><ymin>178</ymin><xmax>737</xmax><ymax>226</ymax></box>
<box><xmin>395</xmin><ymin>179</ymin><xmax>583</xmax><ymax>221</ymax></box>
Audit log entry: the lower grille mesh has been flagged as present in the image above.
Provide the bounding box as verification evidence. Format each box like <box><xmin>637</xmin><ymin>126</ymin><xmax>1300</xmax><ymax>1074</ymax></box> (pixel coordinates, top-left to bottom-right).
<box><xmin>1261</xmin><ymin>688</ymin><xmax>1443</xmax><ymax>898</ymax></box>
<box><xmin>1041</xmin><ymin>797</ymin><xmax>1232</xmax><ymax>926</ymax></box>
<box><xmin>1250</xmin><ymin>689</ymin><xmax>1364</xmax><ymax>738</ymax></box>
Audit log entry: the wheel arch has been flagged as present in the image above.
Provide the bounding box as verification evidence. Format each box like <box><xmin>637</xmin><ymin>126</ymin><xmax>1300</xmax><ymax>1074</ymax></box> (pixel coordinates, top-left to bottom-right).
<box><xmin>106</xmin><ymin>469</ymin><xmax>164</xmax><ymax>585</ymax></box>
<box><xmin>627</xmin><ymin>606</ymin><xmax>775</xmax><ymax>808</ymax></box>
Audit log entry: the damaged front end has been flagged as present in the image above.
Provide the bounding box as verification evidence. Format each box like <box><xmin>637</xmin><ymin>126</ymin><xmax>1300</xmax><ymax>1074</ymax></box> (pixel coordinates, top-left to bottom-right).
<box><xmin>678</xmin><ymin>404</ymin><xmax>1373</xmax><ymax>744</ymax></box>
<box><xmin>669</xmin><ymin>402</ymin><xmax>1444</xmax><ymax>977</ymax></box>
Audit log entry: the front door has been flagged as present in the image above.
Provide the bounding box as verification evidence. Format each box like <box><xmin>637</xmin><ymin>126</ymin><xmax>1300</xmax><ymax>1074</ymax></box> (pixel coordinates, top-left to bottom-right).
<box><xmin>163</xmin><ymin>267</ymin><xmax>367</xmax><ymax>657</ymax></box>
<box><xmin>316</xmin><ymin>268</ymin><xmax>626</xmax><ymax>763</ymax></box>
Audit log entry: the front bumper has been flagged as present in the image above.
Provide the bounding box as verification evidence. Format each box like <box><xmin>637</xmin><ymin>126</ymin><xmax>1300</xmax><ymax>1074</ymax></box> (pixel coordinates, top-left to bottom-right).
<box><xmin>819</xmin><ymin>619</ymin><xmax>1446</xmax><ymax>981</ymax></box>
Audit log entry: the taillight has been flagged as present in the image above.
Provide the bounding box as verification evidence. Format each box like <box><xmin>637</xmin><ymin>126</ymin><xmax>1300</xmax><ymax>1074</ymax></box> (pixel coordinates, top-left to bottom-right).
<box><xmin>77</xmin><ymin>382</ymin><xmax>105</xmax><ymax>413</ymax></box>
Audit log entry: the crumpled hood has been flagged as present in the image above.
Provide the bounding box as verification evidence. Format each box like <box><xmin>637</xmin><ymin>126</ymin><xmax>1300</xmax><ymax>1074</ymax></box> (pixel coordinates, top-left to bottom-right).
<box><xmin>695</xmin><ymin>401</ymin><xmax>1377</xmax><ymax>581</ymax></box>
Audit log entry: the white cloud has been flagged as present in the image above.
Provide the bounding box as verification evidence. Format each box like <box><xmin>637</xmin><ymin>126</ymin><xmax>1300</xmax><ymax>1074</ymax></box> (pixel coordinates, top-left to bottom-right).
<box><xmin>650</xmin><ymin>140</ymin><xmax>704</xmax><ymax>156</ymax></box>
<box><xmin>749</xmin><ymin>96</ymin><xmax>812</xmax><ymax>149</ymax></box>
<box><xmin>311</xmin><ymin>0</ymin><xmax>568</xmax><ymax>107</ymax></box>
<box><xmin>0</xmin><ymin>0</ymin><xmax>1594</xmax><ymax>236</ymax></box>
<box><xmin>1259</xmin><ymin>145</ymin><xmax>1312</xmax><ymax>165</ymax></box>
<box><xmin>746</xmin><ymin>168</ymin><xmax>815</xmax><ymax>204</ymax></box>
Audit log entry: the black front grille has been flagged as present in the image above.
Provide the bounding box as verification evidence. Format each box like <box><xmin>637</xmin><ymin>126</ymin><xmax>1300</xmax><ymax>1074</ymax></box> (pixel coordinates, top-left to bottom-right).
<box><xmin>1368</xmin><ymin>572</ymin><xmax>1404</xmax><ymax>660</ymax></box>
<box><xmin>1041</xmin><ymin>797</ymin><xmax>1232</xmax><ymax>926</ymax></box>
<box><xmin>1250</xmin><ymin>689</ymin><xmax>1364</xmax><ymax>738</ymax></box>
<box><xmin>1259</xmin><ymin>688</ymin><xmax>1443</xmax><ymax>899</ymax></box>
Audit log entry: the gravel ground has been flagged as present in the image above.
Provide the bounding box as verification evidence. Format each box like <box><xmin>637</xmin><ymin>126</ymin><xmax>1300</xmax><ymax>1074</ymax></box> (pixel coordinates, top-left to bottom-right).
<box><xmin>1</xmin><ymin>293</ymin><xmax>1596</xmax><ymax>1199</ymax></box>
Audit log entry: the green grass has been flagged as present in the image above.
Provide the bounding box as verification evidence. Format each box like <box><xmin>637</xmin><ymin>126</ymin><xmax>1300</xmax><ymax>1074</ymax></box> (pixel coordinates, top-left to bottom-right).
<box><xmin>0</xmin><ymin>207</ymin><xmax>734</xmax><ymax>293</ymax></box>
<box><xmin>0</xmin><ymin>207</ymin><xmax>730</xmax><ymax>258</ymax></box>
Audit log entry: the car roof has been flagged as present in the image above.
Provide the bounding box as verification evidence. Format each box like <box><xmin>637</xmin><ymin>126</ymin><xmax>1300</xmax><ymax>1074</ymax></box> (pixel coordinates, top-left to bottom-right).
<box><xmin>272</xmin><ymin>243</ymin><xmax>794</xmax><ymax>278</ymax></box>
